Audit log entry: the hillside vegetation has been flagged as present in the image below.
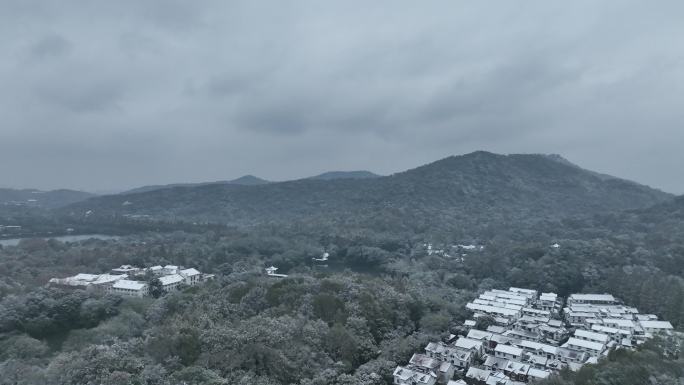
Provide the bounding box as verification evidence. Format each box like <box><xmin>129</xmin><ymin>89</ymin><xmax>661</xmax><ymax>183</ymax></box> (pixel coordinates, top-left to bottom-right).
<box><xmin>61</xmin><ymin>152</ymin><xmax>671</xmax><ymax>230</ymax></box>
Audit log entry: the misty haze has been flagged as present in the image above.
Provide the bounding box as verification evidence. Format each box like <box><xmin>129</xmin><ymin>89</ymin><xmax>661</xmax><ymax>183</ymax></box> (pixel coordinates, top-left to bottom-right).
<box><xmin>0</xmin><ymin>2</ymin><xmax>682</xmax><ymax>385</ymax></box>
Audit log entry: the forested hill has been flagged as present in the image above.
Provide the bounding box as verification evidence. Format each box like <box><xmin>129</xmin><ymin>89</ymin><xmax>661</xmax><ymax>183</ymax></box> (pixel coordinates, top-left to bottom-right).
<box><xmin>121</xmin><ymin>175</ymin><xmax>270</xmax><ymax>195</ymax></box>
<box><xmin>0</xmin><ymin>188</ymin><xmax>95</xmax><ymax>209</ymax></box>
<box><xmin>60</xmin><ymin>151</ymin><xmax>672</xmax><ymax>228</ymax></box>
<box><xmin>309</xmin><ymin>170</ymin><xmax>381</xmax><ymax>180</ymax></box>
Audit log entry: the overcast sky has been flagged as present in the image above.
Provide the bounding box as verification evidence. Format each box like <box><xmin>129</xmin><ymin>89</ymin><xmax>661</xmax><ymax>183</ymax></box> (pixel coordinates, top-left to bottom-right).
<box><xmin>1</xmin><ymin>1</ymin><xmax>683</xmax><ymax>193</ymax></box>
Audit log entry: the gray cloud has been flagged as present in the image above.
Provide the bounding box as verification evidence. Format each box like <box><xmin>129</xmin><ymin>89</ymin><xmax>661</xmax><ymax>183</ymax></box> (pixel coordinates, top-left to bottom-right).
<box><xmin>28</xmin><ymin>34</ymin><xmax>71</xmax><ymax>58</ymax></box>
<box><xmin>0</xmin><ymin>0</ymin><xmax>683</xmax><ymax>193</ymax></box>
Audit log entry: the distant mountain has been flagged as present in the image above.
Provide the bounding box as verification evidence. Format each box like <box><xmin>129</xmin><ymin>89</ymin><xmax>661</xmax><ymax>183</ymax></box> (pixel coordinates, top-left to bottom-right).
<box><xmin>62</xmin><ymin>152</ymin><xmax>672</xmax><ymax>230</ymax></box>
<box><xmin>0</xmin><ymin>188</ymin><xmax>95</xmax><ymax>209</ymax></box>
<box><xmin>309</xmin><ymin>171</ymin><xmax>381</xmax><ymax>180</ymax></box>
<box><xmin>228</xmin><ymin>175</ymin><xmax>271</xmax><ymax>185</ymax></box>
<box><xmin>122</xmin><ymin>175</ymin><xmax>270</xmax><ymax>195</ymax></box>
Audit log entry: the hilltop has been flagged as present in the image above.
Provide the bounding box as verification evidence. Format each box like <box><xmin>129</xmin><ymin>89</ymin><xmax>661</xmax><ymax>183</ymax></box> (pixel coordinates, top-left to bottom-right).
<box><xmin>309</xmin><ymin>171</ymin><xmax>381</xmax><ymax>180</ymax></box>
<box><xmin>121</xmin><ymin>175</ymin><xmax>270</xmax><ymax>195</ymax></box>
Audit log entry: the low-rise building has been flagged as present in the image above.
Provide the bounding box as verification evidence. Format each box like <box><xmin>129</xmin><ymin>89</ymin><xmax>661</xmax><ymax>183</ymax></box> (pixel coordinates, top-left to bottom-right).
<box><xmin>567</xmin><ymin>294</ymin><xmax>618</xmax><ymax>306</ymax></box>
<box><xmin>111</xmin><ymin>280</ymin><xmax>148</xmax><ymax>297</ymax></box>
<box><xmin>495</xmin><ymin>345</ymin><xmax>523</xmax><ymax>361</ymax></box>
<box><xmin>159</xmin><ymin>274</ymin><xmax>184</xmax><ymax>291</ymax></box>
<box><xmin>639</xmin><ymin>320</ymin><xmax>674</xmax><ymax>334</ymax></box>
<box><xmin>409</xmin><ymin>354</ymin><xmax>454</xmax><ymax>384</ymax></box>
<box><xmin>573</xmin><ymin>330</ymin><xmax>610</xmax><ymax>345</ymax></box>
<box><xmin>563</xmin><ymin>338</ymin><xmax>604</xmax><ymax>356</ymax></box>
<box><xmin>393</xmin><ymin>366</ymin><xmax>437</xmax><ymax>385</ymax></box>
<box><xmin>180</xmin><ymin>268</ymin><xmax>201</xmax><ymax>285</ymax></box>
<box><xmin>399</xmin><ymin>288</ymin><xmax>674</xmax><ymax>385</ymax></box>
<box><xmin>454</xmin><ymin>337</ymin><xmax>484</xmax><ymax>357</ymax></box>
<box><xmin>49</xmin><ymin>273</ymin><xmax>127</xmax><ymax>293</ymax></box>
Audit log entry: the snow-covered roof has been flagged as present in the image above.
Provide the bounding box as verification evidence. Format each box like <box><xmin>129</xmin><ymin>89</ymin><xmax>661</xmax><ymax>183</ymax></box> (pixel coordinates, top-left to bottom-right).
<box><xmin>569</xmin><ymin>294</ymin><xmax>617</xmax><ymax>302</ymax></box>
<box><xmin>495</xmin><ymin>344</ymin><xmax>523</xmax><ymax>356</ymax></box>
<box><xmin>448</xmin><ymin>380</ymin><xmax>468</xmax><ymax>385</ymax></box>
<box><xmin>602</xmin><ymin>318</ymin><xmax>635</xmax><ymax>328</ymax></box>
<box><xmin>528</xmin><ymin>368</ymin><xmax>551</xmax><ymax>379</ymax></box>
<box><xmin>393</xmin><ymin>366</ymin><xmax>436</xmax><ymax>384</ymax></box>
<box><xmin>639</xmin><ymin>320</ymin><xmax>673</xmax><ymax>330</ymax></box>
<box><xmin>505</xmin><ymin>360</ymin><xmax>530</xmax><ymax>374</ymax></box>
<box><xmin>73</xmin><ymin>273</ymin><xmax>99</xmax><ymax>281</ymax></box>
<box><xmin>454</xmin><ymin>337</ymin><xmax>482</xmax><ymax>350</ymax></box>
<box><xmin>180</xmin><ymin>268</ymin><xmax>201</xmax><ymax>277</ymax></box>
<box><xmin>518</xmin><ymin>340</ymin><xmax>558</xmax><ymax>355</ymax></box>
<box><xmin>159</xmin><ymin>274</ymin><xmax>184</xmax><ymax>286</ymax></box>
<box><xmin>112</xmin><ymin>280</ymin><xmax>147</xmax><ymax>290</ymax></box>
<box><xmin>92</xmin><ymin>274</ymin><xmax>128</xmax><ymax>284</ymax></box>
<box><xmin>409</xmin><ymin>353</ymin><xmax>440</xmax><ymax>369</ymax></box>
<box><xmin>575</xmin><ymin>329</ymin><xmax>610</xmax><ymax>343</ymax></box>
<box><xmin>566</xmin><ymin>337</ymin><xmax>604</xmax><ymax>352</ymax></box>
<box><xmin>467</xmin><ymin>329</ymin><xmax>494</xmax><ymax>340</ymax></box>
<box><xmin>465</xmin><ymin>367</ymin><xmax>490</xmax><ymax>381</ymax></box>
<box><xmin>539</xmin><ymin>292</ymin><xmax>558</xmax><ymax>301</ymax></box>
<box><xmin>466</xmin><ymin>303</ymin><xmax>519</xmax><ymax>316</ymax></box>
<box><xmin>591</xmin><ymin>325</ymin><xmax>630</xmax><ymax>335</ymax></box>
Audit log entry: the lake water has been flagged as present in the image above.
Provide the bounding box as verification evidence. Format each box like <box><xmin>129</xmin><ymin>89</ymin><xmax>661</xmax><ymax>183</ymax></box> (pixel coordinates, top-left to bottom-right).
<box><xmin>0</xmin><ymin>234</ymin><xmax>120</xmax><ymax>247</ymax></box>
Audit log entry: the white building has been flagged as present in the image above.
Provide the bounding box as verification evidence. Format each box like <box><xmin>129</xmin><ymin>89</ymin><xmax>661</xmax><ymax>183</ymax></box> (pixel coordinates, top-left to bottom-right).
<box><xmin>49</xmin><ymin>273</ymin><xmax>127</xmax><ymax>292</ymax></box>
<box><xmin>563</xmin><ymin>337</ymin><xmax>604</xmax><ymax>356</ymax></box>
<box><xmin>567</xmin><ymin>294</ymin><xmax>618</xmax><ymax>306</ymax></box>
<box><xmin>495</xmin><ymin>345</ymin><xmax>523</xmax><ymax>361</ymax></box>
<box><xmin>180</xmin><ymin>268</ymin><xmax>201</xmax><ymax>286</ymax></box>
<box><xmin>163</xmin><ymin>265</ymin><xmax>179</xmax><ymax>275</ymax></box>
<box><xmin>639</xmin><ymin>320</ymin><xmax>674</xmax><ymax>334</ymax></box>
<box><xmin>159</xmin><ymin>274</ymin><xmax>184</xmax><ymax>291</ymax></box>
<box><xmin>574</xmin><ymin>330</ymin><xmax>610</xmax><ymax>345</ymax></box>
<box><xmin>111</xmin><ymin>280</ymin><xmax>148</xmax><ymax>297</ymax></box>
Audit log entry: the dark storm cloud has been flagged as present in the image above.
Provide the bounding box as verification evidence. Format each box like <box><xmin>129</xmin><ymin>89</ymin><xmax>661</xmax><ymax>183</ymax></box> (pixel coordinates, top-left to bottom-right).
<box><xmin>0</xmin><ymin>0</ymin><xmax>683</xmax><ymax>193</ymax></box>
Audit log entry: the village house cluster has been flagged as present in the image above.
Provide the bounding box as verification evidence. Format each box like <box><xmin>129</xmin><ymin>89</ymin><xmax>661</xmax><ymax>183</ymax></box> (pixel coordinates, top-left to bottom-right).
<box><xmin>394</xmin><ymin>288</ymin><xmax>674</xmax><ymax>385</ymax></box>
<box><xmin>48</xmin><ymin>264</ymin><xmax>215</xmax><ymax>297</ymax></box>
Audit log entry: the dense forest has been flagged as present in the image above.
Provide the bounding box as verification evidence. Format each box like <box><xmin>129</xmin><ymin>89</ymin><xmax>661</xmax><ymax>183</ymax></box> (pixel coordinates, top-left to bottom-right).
<box><xmin>1</xmin><ymin>153</ymin><xmax>683</xmax><ymax>384</ymax></box>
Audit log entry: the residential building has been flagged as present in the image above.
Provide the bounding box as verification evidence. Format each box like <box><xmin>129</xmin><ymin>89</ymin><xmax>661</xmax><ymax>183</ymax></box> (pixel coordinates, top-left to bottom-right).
<box><xmin>573</xmin><ymin>330</ymin><xmax>609</xmax><ymax>345</ymax></box>
<box><xmin>567</xmin><ymin>294</ymin><xmax>618</xmax><ymax>306</ymax></box>
<box><xmin>393</xmin><ymin>366</ymin><xmax>437</xmax><ymax>385</ymax></box>
<box><xmin>494</xmin><ymin>345</ymin><xmax>523</xmax><ymax>361</ymax></box>
<box><xmin>639</xmin><ymin>320</ymin><xmax>674</xmax><ymax>334</ymax></box>
<box><xmin>563</xmin><ymin>338</ymin><xmax>604</xmax><ymax>356</ymax></box>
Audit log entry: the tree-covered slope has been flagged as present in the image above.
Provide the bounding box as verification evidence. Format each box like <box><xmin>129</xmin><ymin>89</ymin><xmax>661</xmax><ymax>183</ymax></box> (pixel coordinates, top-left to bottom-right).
<box><xmin>121</xmin><ymin>175</ymin><xmax>271</xmax><ymax>195</ymax></box>
<box><xmin>0</xmin><ymin>188</ymin><xmax>95</xmax><ymax>209</ymax></box>
<box><xmin>60</xmin><ymin>152</ymin><xmax>672</xmax><ymax>228</ymax></box>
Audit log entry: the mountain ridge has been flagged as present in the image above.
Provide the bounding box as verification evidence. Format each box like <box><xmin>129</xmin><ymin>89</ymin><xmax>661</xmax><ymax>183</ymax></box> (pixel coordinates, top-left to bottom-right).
<box><xmin>309</xmin><ymin>170</ymin><xmax>381</xmax><ymax>180</ymax></box>
<box><xmin>61</xmin><ymin>152</ymin><xmax>672</xmax><ymax>230</ymax></box>
<box><xmin>121</xmin><ymin>175</ymin><xmax>271</xmax><ymax>195</ymax></box>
